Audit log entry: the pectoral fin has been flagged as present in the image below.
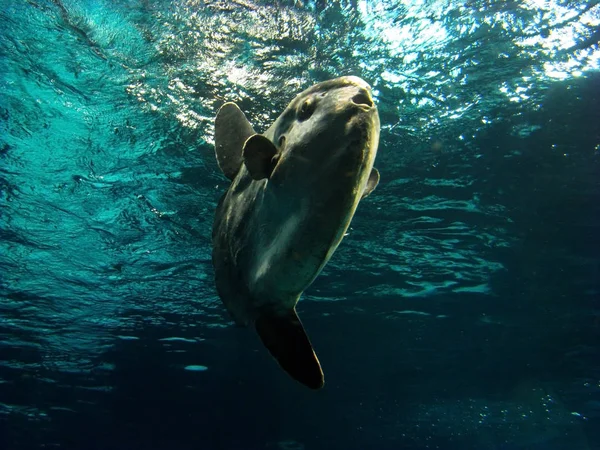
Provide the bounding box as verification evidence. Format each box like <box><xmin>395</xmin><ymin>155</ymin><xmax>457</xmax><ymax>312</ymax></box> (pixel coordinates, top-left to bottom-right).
<box><xmin>243</xmin><ymin>134</ymin><xmax>279</xmax><ymax>180</ymax></box>
<box><xmin>362</xmin><ymin>167</ymin><xmax>380</xmax><ymax>199</ymax></box>
<box><xmin>255</xmin><ymin>308</ymin><xmax>324</xmax><ymax>389</ymax></box>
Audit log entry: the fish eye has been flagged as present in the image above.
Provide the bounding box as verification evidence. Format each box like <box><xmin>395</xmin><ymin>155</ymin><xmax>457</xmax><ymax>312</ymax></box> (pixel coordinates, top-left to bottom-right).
<box><xmin>297</xmin><ymin>98</ymin><xmax>316</xmax><ymax>121</ymax></box>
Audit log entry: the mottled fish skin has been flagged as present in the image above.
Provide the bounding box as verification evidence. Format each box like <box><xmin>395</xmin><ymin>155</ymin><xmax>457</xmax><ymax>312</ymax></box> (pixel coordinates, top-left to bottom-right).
<box><xmin>212</xmin><ymin>76</ymin><xmax>380</xmax><ymax>389</ymax></box>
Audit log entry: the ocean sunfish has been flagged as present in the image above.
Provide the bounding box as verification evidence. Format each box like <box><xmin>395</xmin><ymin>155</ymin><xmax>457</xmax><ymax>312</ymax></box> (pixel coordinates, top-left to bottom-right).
<box><xmin>212</xmin><ymin>76</ymin><xmax>381</xmax><ymax>389</ymax></box>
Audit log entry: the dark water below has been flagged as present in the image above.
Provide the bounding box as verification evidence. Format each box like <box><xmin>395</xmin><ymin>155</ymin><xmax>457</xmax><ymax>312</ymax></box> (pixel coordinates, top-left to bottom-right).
<box><xmin>1</xmin><ymin>1</ymin><xmax>599</xmax><ymax>449</ymax></box>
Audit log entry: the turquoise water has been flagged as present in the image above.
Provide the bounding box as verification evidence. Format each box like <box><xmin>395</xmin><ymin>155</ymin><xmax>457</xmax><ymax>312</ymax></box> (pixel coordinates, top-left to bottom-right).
<box><xmin>1</xmin><ymin>1</ymin><xmax>599</xmax><ymax>449</ymax></box>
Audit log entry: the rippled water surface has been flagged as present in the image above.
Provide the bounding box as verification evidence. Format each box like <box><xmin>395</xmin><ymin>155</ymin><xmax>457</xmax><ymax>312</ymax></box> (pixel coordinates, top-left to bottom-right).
<box><xmin>1</xmin><ymin>1</ymin><xmax>599</xmax><ymax>449</ymax></box>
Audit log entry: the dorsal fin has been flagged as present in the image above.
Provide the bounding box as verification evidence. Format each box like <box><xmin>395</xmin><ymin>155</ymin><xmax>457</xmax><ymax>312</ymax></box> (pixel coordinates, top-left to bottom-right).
<box><xmin>214</xmin><ymin>102</ymin><xmax>256</xmax><ymax>180</ymax></box>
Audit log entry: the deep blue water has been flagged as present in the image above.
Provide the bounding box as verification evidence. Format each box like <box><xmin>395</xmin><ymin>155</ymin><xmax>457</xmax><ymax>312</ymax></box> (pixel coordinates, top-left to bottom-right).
<box><xmin>1</xmin><ymin>1</ymin><xmax>599</xmax><ymax>449</ymax></box>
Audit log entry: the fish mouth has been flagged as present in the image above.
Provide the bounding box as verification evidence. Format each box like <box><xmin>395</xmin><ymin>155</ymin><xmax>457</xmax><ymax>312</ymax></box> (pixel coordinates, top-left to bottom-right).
<box><xmin>351</xmin><ymin>89</ymin><xmax>374</xmax><ymax>109</ymax></box>
<box><xmin>343</xmin><ymin>76</ymin><xmax>375</xmax><ymax>111</ymax></box>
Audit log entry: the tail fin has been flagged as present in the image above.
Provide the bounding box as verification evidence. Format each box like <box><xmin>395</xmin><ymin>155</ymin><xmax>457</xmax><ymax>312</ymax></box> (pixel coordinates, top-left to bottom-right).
<box><xmin>255</xmin><ymin>309</ymin><xmax>324</xmax><ymax>389</ymax></box>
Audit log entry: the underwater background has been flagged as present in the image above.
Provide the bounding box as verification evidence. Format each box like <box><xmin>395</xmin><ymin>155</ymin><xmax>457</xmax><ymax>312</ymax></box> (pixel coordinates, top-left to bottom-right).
<box><xmin>1</xmin><ymin>1</ymin><xmax>599</xmax><ymax>449</ymax></box>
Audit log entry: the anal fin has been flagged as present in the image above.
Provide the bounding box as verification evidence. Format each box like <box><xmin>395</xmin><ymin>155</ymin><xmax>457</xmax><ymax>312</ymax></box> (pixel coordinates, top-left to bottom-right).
<box><xmin>255</xmin><ymin>309</ymin><xmax>324</xmax><ymax>389</ymax></box>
